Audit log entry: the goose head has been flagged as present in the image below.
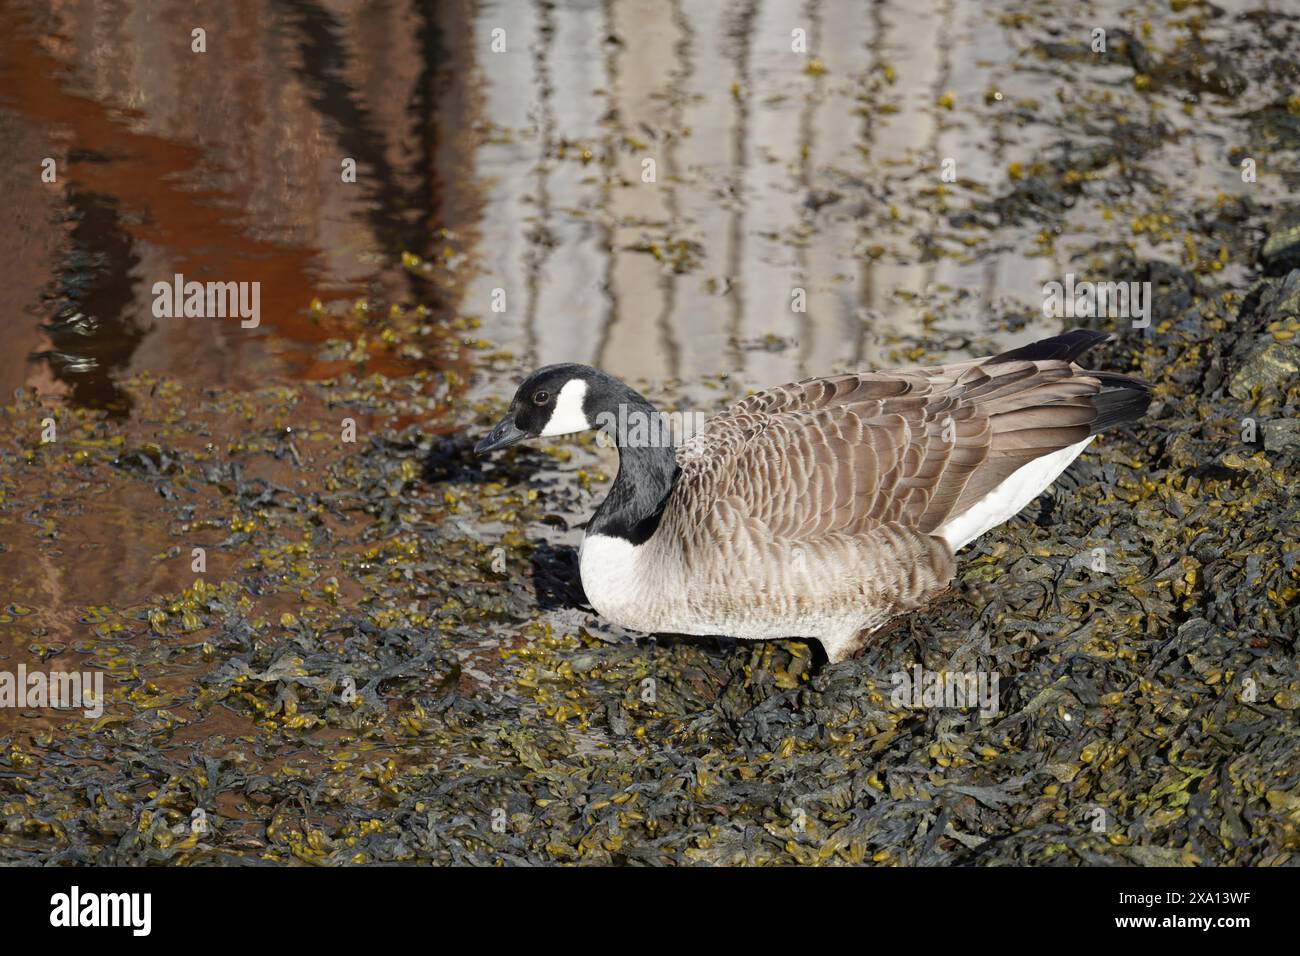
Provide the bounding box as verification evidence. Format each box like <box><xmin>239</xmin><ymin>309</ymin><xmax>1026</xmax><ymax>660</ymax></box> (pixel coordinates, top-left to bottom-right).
<box><xmin>475</xmin><ymin>364</ymin><xmax>612</xmax><ymax>455</ymax></box>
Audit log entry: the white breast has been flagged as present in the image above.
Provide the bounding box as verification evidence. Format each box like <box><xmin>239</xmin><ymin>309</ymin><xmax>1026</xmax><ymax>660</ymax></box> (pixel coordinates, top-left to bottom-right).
<box><xmin>940</xmin><ymin>436</ymin><xmax>1095</xmax><ymax>552</ymax></box>
<box><xmin>578</xmin><ymin>533</ymin><xmax>651</xmax><ymax>627</ymax></box>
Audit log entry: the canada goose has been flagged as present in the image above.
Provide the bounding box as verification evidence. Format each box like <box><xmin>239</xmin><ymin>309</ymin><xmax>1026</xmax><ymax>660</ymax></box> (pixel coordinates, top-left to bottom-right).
<box><xmin>476</xmin><ymin>330</ymin><xmax>1150</xmax><ymax>662</ymax></box>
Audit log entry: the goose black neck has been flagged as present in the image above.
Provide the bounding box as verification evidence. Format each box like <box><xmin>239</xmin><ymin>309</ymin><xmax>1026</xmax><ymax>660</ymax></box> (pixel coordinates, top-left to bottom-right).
<box><xmin>586</xmin><ymin>384</ymin><xmax>680</xmax><ymax>546</ymax></box>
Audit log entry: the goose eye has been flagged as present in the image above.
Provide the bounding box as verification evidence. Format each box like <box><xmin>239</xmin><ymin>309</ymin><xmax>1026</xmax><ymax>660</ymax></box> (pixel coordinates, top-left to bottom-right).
<box><xmin>532</xmin><ymin>390</ymin><xmax>549</xmax><ymax>406</ymax></box>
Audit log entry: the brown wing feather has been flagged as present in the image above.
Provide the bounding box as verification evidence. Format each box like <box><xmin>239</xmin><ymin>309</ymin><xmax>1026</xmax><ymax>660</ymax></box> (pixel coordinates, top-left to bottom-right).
<box><xmin>675</xmin><ymin>357</ymin><xmax>1114</xmax><ymax>540</ymax></box>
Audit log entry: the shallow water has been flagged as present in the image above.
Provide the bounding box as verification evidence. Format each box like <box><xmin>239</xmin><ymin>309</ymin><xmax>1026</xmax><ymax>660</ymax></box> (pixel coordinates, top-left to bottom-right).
<box><xmin>5</xmin><ymin>0</ymin><xmax>1287</xmax><ymax>411</ymax></box>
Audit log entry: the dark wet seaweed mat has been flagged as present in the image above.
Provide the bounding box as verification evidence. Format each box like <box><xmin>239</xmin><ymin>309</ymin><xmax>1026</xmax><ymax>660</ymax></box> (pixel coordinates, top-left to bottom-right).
<box><xmin>3</xmin><ymin>6</ymin><xmax>1300</xmax><ymax>866</ymax></box>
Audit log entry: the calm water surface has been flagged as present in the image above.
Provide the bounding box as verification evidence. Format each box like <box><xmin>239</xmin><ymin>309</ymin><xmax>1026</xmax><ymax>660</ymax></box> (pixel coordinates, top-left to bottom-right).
<box><xmin>2</xmin><ymin>0</ymin><xmax>1277</xmax><ymax>415</ymax></box>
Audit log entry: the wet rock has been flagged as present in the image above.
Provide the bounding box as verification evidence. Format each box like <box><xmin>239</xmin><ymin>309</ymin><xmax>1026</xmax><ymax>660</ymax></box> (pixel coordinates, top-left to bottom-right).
<box><xmin>1253</xmin><ymin>269</ymin><xmax>1300</xmax><ymax>322</ymax></box>
<box><xmin>1226</xmin><ymin>341</ymin><xmax>1300</xmax><ymax>400</ymax></box>
<box><xmin>1262</xmin><ymin>419</ymin><xmax>1300</xmax><ymax>453</ymax></box>
<box><xmin>1261</xmin><ymin>208</ymin><xmax>1300</xmax><ymax>273</ymax></box>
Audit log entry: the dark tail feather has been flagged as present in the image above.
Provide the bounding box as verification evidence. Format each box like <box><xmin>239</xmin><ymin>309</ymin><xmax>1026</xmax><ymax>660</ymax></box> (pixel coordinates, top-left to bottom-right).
<box><xmin>1089</xmin><ymin>372</ymin><xmax>1151</xmax><ymax>434</ymax></box>
<box><xmin>986</xmin><ymin>329</ymin><xmax>1111</xmax><ymax>365</ymax></box>
<box><xmin>986</xmin><ymin>330</ymin><xmax>1150</xmax><ymax>432</ymax></box>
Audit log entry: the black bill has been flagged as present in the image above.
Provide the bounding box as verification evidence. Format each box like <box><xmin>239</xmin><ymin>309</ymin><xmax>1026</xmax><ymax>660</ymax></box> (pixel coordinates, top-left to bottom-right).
<box><xmin>474</xmin><ymin>415</ymin><xmax>527</xmax><ymax>455</ymax></box>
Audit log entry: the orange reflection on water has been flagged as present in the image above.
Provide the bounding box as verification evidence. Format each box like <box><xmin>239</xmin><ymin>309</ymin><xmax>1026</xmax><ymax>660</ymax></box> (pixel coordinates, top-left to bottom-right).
<box><xmin>0</xmin><ymin>0</ymin><xmax>481</xmax><ymax>411</ymax></box>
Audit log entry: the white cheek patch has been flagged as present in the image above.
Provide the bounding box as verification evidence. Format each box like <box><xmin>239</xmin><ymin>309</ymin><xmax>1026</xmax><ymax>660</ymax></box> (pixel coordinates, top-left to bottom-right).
<box><xmin>540</xmin><ymin>379</ymin><xmax>591</xmax><ymax>436</ymax></box>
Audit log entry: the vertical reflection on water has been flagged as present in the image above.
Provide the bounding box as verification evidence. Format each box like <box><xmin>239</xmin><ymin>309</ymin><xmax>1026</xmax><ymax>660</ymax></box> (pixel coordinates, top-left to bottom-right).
<box><xmin>799</xmin><ymin>0</ymin><xmax>870</xmax><ymax>376</ymax></box>
<box><xmin>469</xmin><ymin>0</ymin><xmax>538</xmax><ymax>360</ymax></box>
<box><xmin>466</xmin><ymin>0</ymin><xmax>982</xmax><ymax>393</ymax></box>
<box><xmin>869</xmin><ymin>0</ymin><xmax>940</xmax><ymax>354</ymax></box>
<box><xmin>33</xmin><ymin>187</ymin><xmax>144</xmax><ymax>416</ymax></box>
<box><xmin>538</xmin><ymin>0</ymin><xmax>611</xmax><ymax>369</ymax></box>
<box><xmin>3</xmin><ymin>0</ymin><xmax>1040</xmax><ymax>412</ymax></box>
<box><xmin>669</xmin><ymin>0</ymin><xmax>743</xmax><ymax>382</ymax></box>
<box><xmin>280</xmin><ymin>1</ymin><xmax>423</xmax><ymax>261</ymax></box>
<box><xmin>604</xmin><ymin>0</ymin><xmax>674</xmax><ymax>383</ymax></box>
<box><xmin>0</xmin><ymin>0</ymin><xmax>484</xmax><ymax>408</ymax></box>
<box><xmin>735</xmin><ymin>0</ymin><xmax>799</xmax><ymax>386</ymax></box>
<box><xmin>5</xmin><ymin>0</ymin><xmax>1273</xmax><ymax>412</ymax></box>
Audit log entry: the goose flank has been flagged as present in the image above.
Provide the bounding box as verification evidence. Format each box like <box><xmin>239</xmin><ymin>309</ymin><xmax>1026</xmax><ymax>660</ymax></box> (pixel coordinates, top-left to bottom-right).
<box><xmin>475</xmin><ymin>329</ymin><xmax>1150</xmax><ymax>662</ymax></box>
